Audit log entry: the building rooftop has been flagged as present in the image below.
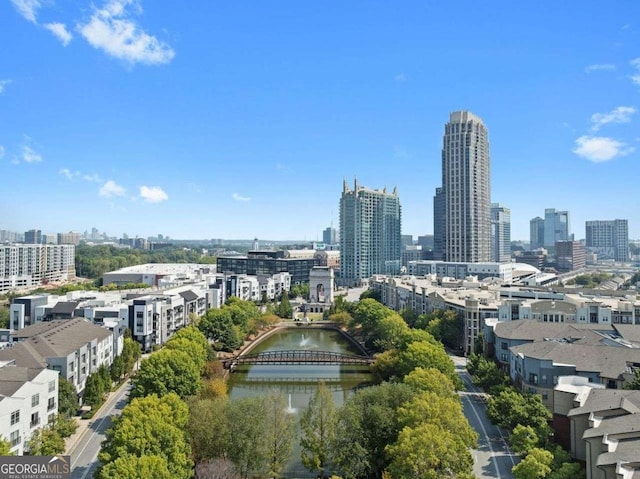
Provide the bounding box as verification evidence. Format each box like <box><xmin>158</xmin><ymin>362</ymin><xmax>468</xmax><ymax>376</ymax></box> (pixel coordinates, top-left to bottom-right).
<box><xmin>511</xmin><ymin>341</ymin><xmax>640</xmax><ymax>380</ymax></box>
<box><xmin>0</xmin><ymin>364</ymin><xmax>43</xmax><ymax>397</ymax></box>
<box><xmin>494</xmin><ymin>320</ymin><xmax>614</xmax><ymax>344</ymax></box>
<box><xmin>10</xmin><ymin>318</ymin><xmax>112</xmax><ymax>357</ymax></box>
<box><xmin>568</xmin><ymin>389</ymin><xmax>640</xmax><ymax>417</ymax></box>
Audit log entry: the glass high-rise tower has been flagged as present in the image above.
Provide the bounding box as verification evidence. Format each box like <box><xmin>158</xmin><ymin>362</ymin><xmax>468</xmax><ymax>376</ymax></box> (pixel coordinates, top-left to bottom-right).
<box><xmin>434</xmin><ymin>111</ymin><xmax>491</xmax><ymax>262</ymax></box>
<box><xmin>339</xmin><ymin>179</ymin><xmax>401</xmax><ymax>286</ymax></box>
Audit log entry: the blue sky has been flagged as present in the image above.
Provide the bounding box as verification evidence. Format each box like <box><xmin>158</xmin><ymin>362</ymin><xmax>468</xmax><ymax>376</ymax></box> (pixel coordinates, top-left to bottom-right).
<box><xmin>1</xmin><ymin>1</ymin><xmax>639</xmax><ymax>241</ymax></box>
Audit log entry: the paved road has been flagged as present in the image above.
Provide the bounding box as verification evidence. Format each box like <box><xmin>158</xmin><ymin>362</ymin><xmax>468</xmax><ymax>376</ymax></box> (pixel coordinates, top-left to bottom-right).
<box><xmin>69</xmin><ymin>382</ymin><xmax>132</xmax><ymax>479</ymax></box>
<box><xmin>451</xmin><ymin>355</ymin><xmax>518</xmax><ymax>479</ymax></box>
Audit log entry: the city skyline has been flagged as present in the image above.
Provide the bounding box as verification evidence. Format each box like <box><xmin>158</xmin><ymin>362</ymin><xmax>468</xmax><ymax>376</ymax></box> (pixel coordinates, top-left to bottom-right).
<box><xmin>2</xmin><ymin>1</ymin><xmax>640</xmax><ymax>240</ymax></box>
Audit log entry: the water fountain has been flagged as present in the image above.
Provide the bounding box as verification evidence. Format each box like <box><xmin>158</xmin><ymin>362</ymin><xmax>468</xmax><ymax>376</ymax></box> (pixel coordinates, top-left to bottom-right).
<box><xmin>286</xmin><ymin>393</ymin><xmax>296</xmax><ymax>414</ymax></box>
<box><xmin>300</xmin><ymin>334</ymin><xmax>310</xmax><ymax>347</ymax></box>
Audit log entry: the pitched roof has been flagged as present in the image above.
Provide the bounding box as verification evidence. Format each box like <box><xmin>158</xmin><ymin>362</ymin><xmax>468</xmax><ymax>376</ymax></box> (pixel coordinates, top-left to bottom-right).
<box><xmin>179</xmin><ymin>290</ymin><xmax>198</xmax><ymax>302</ymax></box>
<box><xmin>511</xmin><ymin>341</ymin><xmax>640</xmax><ymax>380</ymax></box>
<box><xmin>9</xmin><ymin>319</ymin><xmax>112</xmax><ymax>358</ymax></box>
<box><xmin>50</xmin><ymin>301</ymin><xmax>79</xmax><ymax>315</ymax></box>
<box><xmin>596</xmin><ymin>439</ymin><xmax>640</xmax><ymax>467</ymax></box>
<box><xmin>568</xmin><ymin>389</ymin><xmax>640</xmax><ymax>417</ymax></box>
<box><xmin>583</xmin><ymin>413</ymin><xmax>640</xmax><ymax>438</ymax></box>
<box><xmin>495</xmin><ymin>320</ymin><xmax>614</xmax><ymax>345</ymax></box>
<box><xmin>0</xmin><ymin>342</ymin><xmax>48</xmax><ymax>370</ymax></box>
<box><xmin>0</xmin><ymin>365</ymin><xmax>43</xmax><ymax>397</ymax></box>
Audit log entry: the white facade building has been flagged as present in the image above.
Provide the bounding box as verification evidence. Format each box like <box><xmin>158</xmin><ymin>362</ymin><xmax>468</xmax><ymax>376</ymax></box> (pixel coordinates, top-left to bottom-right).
<box><xmin>0</xmin><ymin>362</ymin><xmax>59</xmax><ymax>455</ymax></box>
<box><xmin>0</xmin><ymin>244</ymin><xmax>76</xmax><ymax>293</ymax></box>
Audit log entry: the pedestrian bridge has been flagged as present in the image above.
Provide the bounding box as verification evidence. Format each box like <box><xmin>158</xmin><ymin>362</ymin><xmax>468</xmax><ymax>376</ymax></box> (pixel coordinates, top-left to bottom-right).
<box><xmin>222</xmin><ymin>350</ymin><xmax>373</xmax><ymax>369</ymax></box>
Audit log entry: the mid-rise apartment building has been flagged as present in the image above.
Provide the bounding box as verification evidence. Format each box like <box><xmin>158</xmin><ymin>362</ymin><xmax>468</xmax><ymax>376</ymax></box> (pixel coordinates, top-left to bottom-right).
<box><xmin>585</xmin><ymin>219</ymin><xmax>629</xmax><ymax>262</ymax></box>
<box><xmin>0</xmin><ymin>244</ymin><xmax>76</xmax><ymax>293</ymax></box>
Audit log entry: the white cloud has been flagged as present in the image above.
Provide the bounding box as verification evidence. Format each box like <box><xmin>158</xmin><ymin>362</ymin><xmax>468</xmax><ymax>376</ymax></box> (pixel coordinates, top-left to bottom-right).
<box><xmin>139</xmin><ymin>185</ymin><xmax>168</xmax><ymax>203</ymax></box>
<box><xmin>99</xmin><ymin>180</ymin><xmax>126</xmax><ymax>197</ymax></box>
<box><xmin>0</xmin><ymin>80</ymin><xmax>11</xmax><ymax>94</ymax></box>
<box><xmin>232</xmin><ymin>193</ymin><xmax>251</xmax><ymax>202</ymax></box>
<box><xmin>10</xmin><ymin>0</ymin><xmax>41</xmax><ymax>23</ymax></box>
<box><xmin>22</xmin><ymin>145</ymin><xmax>42</xmax><ymax>163</ymax></box>
<box><xmin>573</xmin><ymin>136</ymin><xmax>635</xmax><ymax>162</ymax></box>
<box><xmin>394</xmin><ymin>73</ymin><xmax>407</xmax><ymax>82</ymax></box>
<box><xmin>631</xmin><ymin>58</ymin><xmax>640</xmax><ymax>85</ymax></box>
<box><xmin>83</xmin><ymin>173</ymin><xmax>102</xmax><ymax>183</ymax></box>
<box><xmin>78</xmin><ymin>0</ymin><xmax>175</xmax><ymax>65</ymax></box>
<box><xmin>45</xmin><ymin>23</ymin><xmax>73</xmax><ymax>46</ymax></box>
<box><xmin>590</xmin><ymin>106</ymin><xmax>636</xmax><ymax>131</ymax></box>
<box><xmin>59</xmin><ymin>168</ymin><xmax>79</xmax><ymax>180</ymax></box>
<box><xmin>584</xmin><ymin>63</ymin><xmax>616</xmax><ymax>73</ymax></box>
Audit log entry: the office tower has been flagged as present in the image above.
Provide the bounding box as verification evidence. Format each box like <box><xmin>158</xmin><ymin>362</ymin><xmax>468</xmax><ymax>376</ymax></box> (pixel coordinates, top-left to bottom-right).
<box><xmin>434</xmin><ymin>111</ymin><xmax>491</xmax><ymax>262</ymax></box>
<box><xmin>491</xmin><ymin>203</ymin><xmax>511</xmax><ymax>262</ymax></box>
<box><xmin>339</xmin><ymin>179</ymin><xmax>401</xmax><ymax>286</ymax></box>
<box><xmin>556</xmin><ymin>240</ymin><xmax>586</xmax><ymax>272</ymax></box>
<box><xmin>401</xmin><ymin>235</ymin><xmax>414</xmax><ymax>248</ymax></box>
<box><xmin>24</xmin><ymin>229</ymin><xmax>42</xmax><ymax>244</ymax></box>
<box><xmin>543</xmin><ymin>208</ymin><xmax>570</xmax><ymax>248</ymax></box>
<box><xmin>417</xmin><ymin>235</ymin><xmax>434</xmax><ymax>250</ymax></box>
<box><xmin>433</xmin><ymin>187</ymin><xmax>445</xmax><ymax>260</ymax></box>
<box><xmin>323</xmin><ymin>227</ymin><xmax>338</xmax><ymax>245</ymax></box>
<box><xmin>530</xmin><ymin>217</ymin><xmax>545</xmax><ymax>250</ymax></box>
<box><xmin>585</xmin><ymin>219</ymin><xmax>629</xmax><ymax>262</ymax></box>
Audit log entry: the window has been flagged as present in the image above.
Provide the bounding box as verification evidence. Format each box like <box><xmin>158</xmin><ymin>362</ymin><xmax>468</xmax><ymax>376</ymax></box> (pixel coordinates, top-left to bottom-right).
<box><xmin>31</xmin><ymin>393</ymin><xmax>39</xmax><ymax>407</ymax></box>
<box><xmin>529</xmin><ymin>373</ymin><xmax>538</xmax><ymax>385</ymax></box>
<box><xmin>10</xmin><ymin>430</ymin><xmax>20</xmax><ymax>447</ymax></box>
<box><xmin>10</xmin><ymin>410</ymin><xmax>20</xmax><ymax>425</ymax></box>
<box><xmin>48</xmin><ymin>380</ymin><xmax>56</xmax><ymax>392</ymax></box>
<box><xmin>30</xmin><ymin>412</ymin><xmax>40</xmax><ymax>428</ymax></box>
<box><xmin>501</xmin><ymin>342</ymin><xmax>508</xmax><ymax>350</ymax></box>
<box><xmin>542</xmin><ymin>392</ymin><xmax>548</xmax><ymax>400</ymax></box>
<box><xmin>47</xmin><ymin>397</ymin><xmax>56</xmax><ymax>411</ymax></box>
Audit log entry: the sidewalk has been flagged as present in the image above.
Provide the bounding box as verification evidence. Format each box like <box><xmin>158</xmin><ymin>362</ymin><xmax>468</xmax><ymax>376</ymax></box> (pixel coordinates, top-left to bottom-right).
<box><xmin>64</xmin><ymin>378</ymin><xmax>131</xmax><ymax>456</ymax></box>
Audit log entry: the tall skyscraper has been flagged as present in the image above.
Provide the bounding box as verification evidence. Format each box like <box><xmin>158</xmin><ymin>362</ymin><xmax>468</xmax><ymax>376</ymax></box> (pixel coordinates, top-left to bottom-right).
<box><xmin>585</xmin><ymin>219</ymin><xmax>629</xmax><ymax>262</ymax></box>
<box><xmin>24</xmin><ymin>229</ymin><xmax>42</xmax><ymax>244</ymax></box>
<box><xmin>543</xmin><ymin>208</ymin><xmax>570</xmax><ymax>248</ymax></box>
<box><xmin>433</xmin><ymin>187</ymin><xmax>445</xmax><ymax>260</ymax></box>
<box><xmin>491</xmin><ymin>203</ymin><xmax>511</xmax><ymax>262</ymax></box>
<box><xmin>323</xmin><ymin>227</ymin><xmax>338</xmax><ymax>245</ymax></box>
<box><xmin>434</xmin><ymin>111</ymin><xmax>491</xmax><ymax>262</ymax></box>
<box><xmin>339</xmin><ymin>179</ymin><xmax>401</xmax><ymax>286</ymax></box>
<box><xmin>530</xmin><ymin>217</ymin><xmax>545</xmax><ymax>250</ymax></box>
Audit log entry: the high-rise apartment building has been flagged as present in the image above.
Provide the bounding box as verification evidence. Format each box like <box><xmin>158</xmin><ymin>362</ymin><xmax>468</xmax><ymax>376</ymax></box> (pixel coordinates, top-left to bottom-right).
<box><xmin>339</xmin><ymin>179</ymin><xmax>401</xmax><ymax>286</ymax></box>
<box><xmin>323</xmin><ymin>227</ymin><xmax>338</xmax><ymax>245</ymax></box>
<box><xmin>585</xmin><ymin>219</ymin><xmax>629</xmax><ymax>262</ymax></box>
<box><xmin>491</xmin><ymin>203</ymin><xmax>511</xmax><ymax>262</ymax></box>
<box><xmin>24</xmin><ymin>229</ymin><xmax>42</xmax><ymax>244</ymax></box>
<box><xmin>434</xmin><ymin>111</ymin><xmax>491</xmax><ymax>262</ymax></box>
<box><xmin>0</xmin><ymin>244</ymin><xmax>76</xmax><ymax>293</ymax></box>
<box><xmin>544</xmin><ymin>208</ymin><xmax>570</xmax><ymax>248</ymax></box>
<box><xmin>556</xmin><ymin>240</ymin><xmax>586</xmax><ymax>272</ymax></box>
<box><xmin>530</xmin><ymin>217</ymin><xmax>545</xmax><ymax>250</ymax></box>
<box><xmin>433</xmin><ymin>187</ymin><xmax>445</xmax><ymax>260</ymax></box>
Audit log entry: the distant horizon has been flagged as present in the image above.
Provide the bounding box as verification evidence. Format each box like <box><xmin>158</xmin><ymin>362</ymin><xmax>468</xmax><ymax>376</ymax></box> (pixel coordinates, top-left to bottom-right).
<box><xmin>2</xmin><ymin>2</ymin><xmax>639</xmax><ymax>240</ymax></box>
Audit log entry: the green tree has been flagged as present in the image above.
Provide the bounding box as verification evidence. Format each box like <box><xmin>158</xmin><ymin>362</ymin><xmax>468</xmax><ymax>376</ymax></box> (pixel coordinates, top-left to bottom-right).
<box><xmin>626</xmin><ymin>367</ymin><xmax>640</xmax><ymax>389</ymax></box>
<box><xmin>58</xmin><ymin>377</ymin><xmax>78</xmax><ymax>417</ymax></box>
<box><xmin>548</xmin><ymin>462</ymin><xmax>584</xmax><ymax>479</ymax></box>
<box><xmin>186</xmin><ymin>396</ymin><xmax>229</xmax><ymax>462</ymax></box>
<box><xmin>512</xmin><ymin>447</ymin><xmax>553</xmax><ymax>479</ymax></box>
<box><xmin>97</xmin><ymin>455</ymin><xmax>172</xmax><ymax>479</ymax></box>
<box><xmin>359</xmin><ymin>289</ymin><xmax>381</xmax><ymax>302</ymax></box>
<box><xmin>333</xmin><ymin>382</ymin><xmax>416</xmax><ymax>479</ymax></box>
<box><xmin>99</xmin><ymin>394</ymin><xmax>192</xmax><ymax>479</ymax></box>
<box><xmin>276</xmin><ymin>294</ymin><xmax>293</xmax><ymax>319</ymax></box>
<box><xmin>397</xmin><ymin>392</ymin><xmax>477</xmax><ymax>448</ymax></box>
<box><xmin>402</xmin><ymin>367</ymin><xmax>457</xmax><ymax>398</ymax></box>
<box><xmin>386</xmin><ymin>423</ymin><xmax>475</xmax><ymax>479</ymax></box>
<box><xmin>84</xmin><ymin>372</ymin><xmax>106</xmax><ymax>408</ymax></box>
<box><xmin>122</xmin><ymin>337</ymin><xmax>142</xmax><ymax>375</ymax></box>
<box><xmin>226</xmin><ymin>397</ymin><xmax>268</xmax><ymax>478</ymax></box>
<box><xmin>51</xmin><ymin>415</ymin><xmax>78</xmax><ymax>438</ymax></box>
<box><xmin>510</xmin><ymin>424</ymin><xmax>540</xmax><ymax>455</ymax></box>
<box><xmin>300</xmin><ymin>383</ymin><xmax>336</xmax><ymax>475</ymax></box>
<box><xmin>110</xmin><ymin>355</ymin><xmax>125</xmax><ymax>382</ymax></box>
<box><xmin>131</xmin><ymin>349</ymin><xmax>202</xmax><ymax>399</ymax></box>
<box><xmin>264</xmin><ymin>391</ymin><xmax>296</xmax><ymax>478</ymax></box>
<box><xmin>0</xmin><ymin>306</ymin><xmax>9</xmax><ymax>329</ymax></box>
<box><xmin>199</xmin><ymin>308</ymin><xmax>244</xmax><ymax>352</ymax></box>
<box><xmin>166</xmin><ymin>337</ymin><xmax>207</xmax><ymax>372</ymax></box>
<box><xmin>98</xmin><ymin>364</ymin><xmax>112</xmax><ymax>392</ymax></box>
<box><xmin>0</xmin><ymin>438</ymin><xmax>12</xmax><ymax>455</ymax></box>
<box><xmin>486</xmin><ymin>389</ymin><xmax>552</xmax><ymax>442</ymax></box>
<box><xmin>27</xmin><ymin>427</ymin><xmax>65</xmax><ymax>455</ymax></box>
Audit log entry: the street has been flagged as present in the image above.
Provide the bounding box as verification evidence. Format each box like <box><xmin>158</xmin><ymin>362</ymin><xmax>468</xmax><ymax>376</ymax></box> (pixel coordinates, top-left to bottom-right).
<box><xmin>451</xmin><ymin>354</ymin><xmax>518</xmax><ymax>479</ymax></box>
<box><xmin>69</xmin><ymin>382</ymin><xmax>132</xmax><ymax>479</ymax></box>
